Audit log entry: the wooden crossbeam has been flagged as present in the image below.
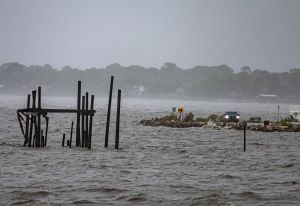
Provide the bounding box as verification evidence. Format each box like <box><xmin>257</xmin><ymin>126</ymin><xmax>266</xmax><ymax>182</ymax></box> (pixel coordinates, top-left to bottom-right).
<box><xmin>17</xmin><ymin>108</ymin><xmax>96</xmax><ymax>115</ymax></box>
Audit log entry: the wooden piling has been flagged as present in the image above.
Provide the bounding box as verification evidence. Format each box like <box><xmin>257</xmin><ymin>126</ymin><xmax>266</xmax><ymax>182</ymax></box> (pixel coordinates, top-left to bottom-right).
<box><xmin>115</xmin><ymin>89</ymin><xmax>121</xmax><ymax>150</ymax></box>
<box><xmin>69</xmin><ymin>121</ymin><xmax>74</xmax><ymax>148</ymax></box>
<box><xmin>244</xmin><ymin>123</ymin><xmax>246</xmax><ymax>152</ymax></box>
<box><xmin>44</xmin><ymin>117</ymin><xmax>49</xmax><ymax>146</ymax></box>
<box><xmin>24</xmin><ymin>94</ymin><xmax>30</xmax><ymax>146</ymax></box>
<box><xmin>26</xmin><ymin>94</ymin><xmax>30</xmax><ymax>111</ymax></box>
<box><xmin>76</xmin><ymin>81</ymin><xmax>81</xmax><ymax>147</ymax></box>
<box><xmin>88</xmin><ymin>95</ymin><xmax>94</xmax><ymax>149</ymax></box>
<box><xmin>62</xmin><ymin>133</ymin><xmax>65</xmax><ymax>147</ymax></box>
<box><xmin>17</xmin><ymin>113</ymin><xmax>25</xmax><ymax>138</ymax></box>
<box><xmin>105</xmin><ymin>76</ymin><xmax>114</xmax><ymax>148</ymax></box>
<box><xmin>67</xmin><ymin>140</ymin><xmax>70</xmax><ymax>147</ymax></box>
<box><xmin>32</xmin><ymin>134</ymin><xmax>36</xmax><ymax>147</ymax></box>
<box><xmin>41</xmin><ymin>130</ymin><xmax>44</xmax><ymax>147</ymax></box>
<box><xmin>85</xmin><ymin>92</ymin><xmax>89</xmax><ymax>148</ymax></box>
<box><xmin>28</xmin><ymin>96</ymin><xmax>34</xmax><ymax>147</ymax></box>
<box><xmin>36</xmin><ymin>86</ymin><xmax>41</xmax><ymax>147</ymax></box>
<box><xmin>30</xmin><ymin>90</ymin><xmax>37</xmax><ymax>147</ymax></box>
<box><xmin>81</xmin><ymin>96</ymin><xmax>85</xmax><ymax>148</ymax></box>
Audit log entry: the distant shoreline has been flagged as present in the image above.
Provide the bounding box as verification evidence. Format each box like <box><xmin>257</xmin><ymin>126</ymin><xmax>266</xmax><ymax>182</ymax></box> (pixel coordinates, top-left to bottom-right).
<box><xmin>1</xmin><ymin>94</ymin><xmax>299</xmax><ymax>106</ymax></box>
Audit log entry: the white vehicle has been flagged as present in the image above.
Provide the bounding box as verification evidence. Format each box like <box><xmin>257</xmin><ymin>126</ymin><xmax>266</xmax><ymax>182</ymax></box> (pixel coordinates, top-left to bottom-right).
<box><xmin>289</xmin><ymin>106</ymin><xmax>300</xmax><ymax>121</ymax></box>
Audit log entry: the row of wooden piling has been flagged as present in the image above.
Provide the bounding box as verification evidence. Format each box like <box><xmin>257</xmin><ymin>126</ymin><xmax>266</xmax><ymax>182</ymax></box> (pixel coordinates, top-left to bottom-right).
<box><xmin>61</xmin><ymin>81</ymin><xmax>96</xmax><ymax>149</ymax></box>
<box><xmin>60</xmin><ymin>77</ymin><xmax>121</xmax><ymax>149</ymax></box>
<box><xmin>104</xmin><ymin>76</ymin><xmax>122</xmax><ymax>149</ymax></box>
<box><xmin>17</xmin><ymin>77</ymin><xmax>121</xmax><ymax>150</ymax></box>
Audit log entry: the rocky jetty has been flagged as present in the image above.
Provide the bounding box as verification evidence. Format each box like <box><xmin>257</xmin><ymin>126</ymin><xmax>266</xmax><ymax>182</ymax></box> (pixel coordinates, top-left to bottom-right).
<box><xmin>140</xmin><ymin>113</ymin><xmax>204</xmax><ymax>128</ymax></box>
<box><xmin>234</xmin><ymin>123</ymin><xmax>300</xmax><ymax>132</ymax></box>
<box><xmin>140</xmin><ymin>113</ymin><xmax>300</xmax><ymax>132</ymax></box>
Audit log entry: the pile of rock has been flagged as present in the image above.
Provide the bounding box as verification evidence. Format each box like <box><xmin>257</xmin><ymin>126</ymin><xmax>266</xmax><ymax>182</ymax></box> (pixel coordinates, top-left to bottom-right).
<box><xmin>232</xmin><ymin>122</ymin><xmax>300</xmax><ymax>132</ymax></box>
<box><xmin>140</xmin><ymin>113</ymin><xmax>204</xmax><ymax>128</ymax></box>
<box><xmin>140</xmin><ymin>113</ymin><xmax>300</xmax><ymax>132</ymax></box>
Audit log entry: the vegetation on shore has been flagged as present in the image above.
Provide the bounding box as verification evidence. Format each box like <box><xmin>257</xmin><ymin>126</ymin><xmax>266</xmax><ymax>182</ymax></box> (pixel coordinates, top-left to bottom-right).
<box><xmin>1</xmin><ymin>62</ymin><xmax>300</xmax><ymax>101</ymax></box>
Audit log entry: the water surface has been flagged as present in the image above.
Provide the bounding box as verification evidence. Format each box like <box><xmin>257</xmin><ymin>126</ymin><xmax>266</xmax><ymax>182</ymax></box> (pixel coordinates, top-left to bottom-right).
<box><xmin>0</xmin><ymin>96</ymin><xmax>299</xmax><ymax>205</ymax></box>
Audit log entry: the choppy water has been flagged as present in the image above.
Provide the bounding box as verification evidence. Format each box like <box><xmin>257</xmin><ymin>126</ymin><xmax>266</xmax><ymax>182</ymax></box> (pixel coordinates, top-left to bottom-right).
<box><xmin>0</xmin><ymin>96</ymin><xmax>299</xmax><ymax>205</ymax></box>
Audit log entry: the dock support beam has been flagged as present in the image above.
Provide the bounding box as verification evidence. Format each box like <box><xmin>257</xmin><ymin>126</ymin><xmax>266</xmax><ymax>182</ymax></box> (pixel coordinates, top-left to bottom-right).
<box><xmin>76</xmin><ymin>81</ymin><xmax>81</xmax><ymax>147</ymax></box>
<box><xmin>69</xmin><ymin>121</ymin><xmax>74</xmax><ymax>148</ymax></box>
<box><xmin>37</xmin><ymin>86</ymin><xmax>41</xmax><ymax>147</ymax></box>
<box><xmin>105</xmin><ymin>76</ymin><xmax>114</xmax><ymax>148</ymax></box>
<box><xmin>31</xmin><ymin>90</ymin><xmax>37</xmax><ymax>147</ymax></box>
<box><xmin>24</xmin><ymin>94</ymin><xmax>30</xmax><ymax>146</ymax></box>
<box><xmin>81</xmin><ymin>96</ymin><xmax>85</xmax><ymax>148</ymax></box>
<box><xmin>88</xmin><ymin>95</ymin><xmax>94</xmax><ymax>149</ymax></box>
<box><xmin>115</xmin><ymin>89</ymin><xmax>121</xmax><ymax>150</ymax></box>
<box><xmin>85</xmin><ymin>92</ymin><xmax>89</xmax><ymax>148</ymax></box>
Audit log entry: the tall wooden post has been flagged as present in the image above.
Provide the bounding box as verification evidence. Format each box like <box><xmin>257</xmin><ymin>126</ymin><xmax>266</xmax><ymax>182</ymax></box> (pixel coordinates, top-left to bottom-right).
<box><xmin>29</xmin><ymin>90</ymin><xmax>37</xmax><ymax>147</ymax></box>
<box><xmin>36</xmin><ymin>86</ymin><xmax>41</xmax><ymax>147</ymax></box>
<box><xmin>81</xmin><ymin>96</ymin><xmax>85</xmax><ymax>148</ymax></box>
<box><xmin>115</xmin><ymin>89</ymin><xmax>121</xmax><ymax>150</ymax></box>
<box><xmin>24</xmin><ymin>94</ymin><xmax>30</xmax><ymax>146</ymax></box>
<box><xmin>88</xmin><ymin>95</ymin><xmax>94</xmax><ymax>149</ymax></box>
<box><xmin>105</xmin><ymin>76</ymin><xmax>114</xmax><ymax>148</ymax></box>
<box><xmin>69</xmin><ymin>121</ymin><xmax>74</xmax><ymax>148</ymax></box>
<box><xmin>44</xmin><ymin>116</ymin><xmax>49</xmax><ymax>146</ymax></box>
<box><xmin>76</xmin><ymin>81</ymin><xmax>81</xmax><ymax>147</ymax></box>
<box><xmin>85</xmin><ymin>92</ymin><xmax>89</xmax><ymax>148</ymax></box>
<box><xmin>62</xmin><ymin>133</ymin><xmax>65</xmax><ymax>147</ymax></box>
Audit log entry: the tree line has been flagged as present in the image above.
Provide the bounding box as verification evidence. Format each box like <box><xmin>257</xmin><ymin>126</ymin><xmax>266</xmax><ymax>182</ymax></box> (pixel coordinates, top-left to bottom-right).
<box><xmin>0</xmin><ymin>62</ymin><xmax>299</xmax><ymax>101</ymax></box>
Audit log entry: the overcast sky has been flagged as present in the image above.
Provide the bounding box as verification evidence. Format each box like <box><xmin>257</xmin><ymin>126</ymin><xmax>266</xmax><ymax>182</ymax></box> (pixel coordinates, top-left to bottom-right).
<box><xmin>0</xmin><ymin>0</ymin><xmax>299</xmax><ymax>71</ymax></box>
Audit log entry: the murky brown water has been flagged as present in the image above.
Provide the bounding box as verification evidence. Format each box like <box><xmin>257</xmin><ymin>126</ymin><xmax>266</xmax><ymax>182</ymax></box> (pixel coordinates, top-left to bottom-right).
<box><xmin>0</xmin><ymin>96</ymin><xmax>299</xmax><ymax>205</ymax></box>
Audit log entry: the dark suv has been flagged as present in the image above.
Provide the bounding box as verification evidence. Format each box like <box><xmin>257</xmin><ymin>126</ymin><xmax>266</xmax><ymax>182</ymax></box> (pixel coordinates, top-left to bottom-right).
<box><xmin>223</xmin><ymin>111</ymin><xmax>240</xmax><ymax>122</ymax></box>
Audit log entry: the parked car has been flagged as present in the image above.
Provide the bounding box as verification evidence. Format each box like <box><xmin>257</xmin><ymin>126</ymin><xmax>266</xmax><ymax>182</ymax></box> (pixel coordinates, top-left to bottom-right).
<box><xmin>223</xmin><ymin>111</ymin><xmax>240</xmax><ymax>122</ymax></box>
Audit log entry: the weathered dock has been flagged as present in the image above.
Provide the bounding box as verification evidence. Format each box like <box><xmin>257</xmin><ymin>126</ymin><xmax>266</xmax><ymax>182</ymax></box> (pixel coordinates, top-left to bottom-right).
<box><xmin>16</xmin><ymin>81</ymin><xmax>96</xmax><ymax>148</ymax></box>
<box><xmin>16</xmin><ymin>77</ymin><xmax>123</xmax><ymax>150</ymax></box>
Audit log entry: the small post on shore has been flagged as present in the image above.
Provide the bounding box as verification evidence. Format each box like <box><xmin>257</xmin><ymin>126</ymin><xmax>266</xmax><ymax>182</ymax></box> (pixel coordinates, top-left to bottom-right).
<box><xmin>62</xmin><ymin>133</ymin><xmax>65</xmax><ymax>147</ymax></box>
<box><xmin>243</xmin><ymin>122</ymin><xmax>246</xmax><ymax>152</ymax></box>
<box><xmin>69</xmin><ymin>121</ymin><xmax>74</xmax><ymax>148</ymax></box>
<box><xmin>115</xmin><ymin>89</ymin><xmax>121</xmax><ymax>150</ymax></box>
<box><xmin>85</xmin><ymin>92</ymin><xmax>89</xmax><ymax>148</ymax></box>
<box><xmin>277</xmin><ymin>105</ymin><xmax>280</xmax><ymax>122</ymax></box>
<box><xmin>76</xmin><ymin>81</ymin><xmax>81</xmax><ymax>147</ymax></box>
<box><xmin>81</xmin><ymin>96</ymin><xmax>85</xmax><ymax>148</ymax></box>
<box><xmin>105</xmin><ymin>76</ymin><xmax>114</xmax><ymax>148</ymax></box>
<box><xmin>88</xmin><ymin>95</ymin><xmax>94</xmax><ymax>149</ymax></box>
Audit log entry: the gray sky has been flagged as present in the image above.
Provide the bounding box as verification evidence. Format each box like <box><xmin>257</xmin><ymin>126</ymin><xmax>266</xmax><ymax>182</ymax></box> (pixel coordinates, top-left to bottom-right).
<box><xmin>0</xmin><ymin>0</ymin><xmax>299</xmax><ymax>71</ymax></box>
